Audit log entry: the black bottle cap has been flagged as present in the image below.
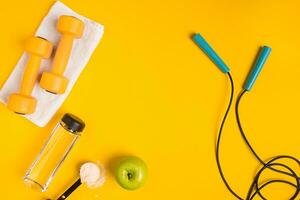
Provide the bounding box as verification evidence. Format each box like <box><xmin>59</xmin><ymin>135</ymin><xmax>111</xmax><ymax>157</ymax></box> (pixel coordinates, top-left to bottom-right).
<box><xmin>61</xmin><ymin>113</ymin><xmax>85</xmax><ymax>133</ymax></box>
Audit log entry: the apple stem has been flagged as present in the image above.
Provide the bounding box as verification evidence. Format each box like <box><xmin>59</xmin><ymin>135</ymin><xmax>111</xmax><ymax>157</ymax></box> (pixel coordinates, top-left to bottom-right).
<box><xmin>127</xmin><ymin>173</ymin><xmax>133</xmax><ymax>180</ymax></box>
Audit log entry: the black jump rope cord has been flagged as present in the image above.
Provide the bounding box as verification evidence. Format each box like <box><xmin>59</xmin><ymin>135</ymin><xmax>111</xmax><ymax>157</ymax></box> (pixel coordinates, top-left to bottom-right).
<box><xmin>216</xmin><ymin>72</ymin><xmax>300</xmax><ymax>200</ymax></box>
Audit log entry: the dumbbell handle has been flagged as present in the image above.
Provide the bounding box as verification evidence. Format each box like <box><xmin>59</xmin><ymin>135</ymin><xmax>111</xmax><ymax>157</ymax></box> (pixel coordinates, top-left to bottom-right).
<box><xmin>20</xmin><ymin>55</ymin><xmax>41</xmax><ymax>95</ymax></box>
<box><xmin>52</xmin><ymin>34</ymin><xmax>74</xmax><ymax>75</ymax></box>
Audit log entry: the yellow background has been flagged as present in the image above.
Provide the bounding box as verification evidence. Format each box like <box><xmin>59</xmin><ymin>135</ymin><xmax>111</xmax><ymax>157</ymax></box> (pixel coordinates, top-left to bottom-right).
<box><xmin>0</xmin><ymin>0</ymin><xmax>300</xmax><ymax>199</ymax></box>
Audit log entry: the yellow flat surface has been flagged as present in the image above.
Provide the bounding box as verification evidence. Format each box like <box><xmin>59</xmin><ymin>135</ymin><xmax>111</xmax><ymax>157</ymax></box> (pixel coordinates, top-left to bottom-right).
<box><xmin>0</xmin><ymin>0</ymin><xmax>300</xmax><ymax>199</ymax></box>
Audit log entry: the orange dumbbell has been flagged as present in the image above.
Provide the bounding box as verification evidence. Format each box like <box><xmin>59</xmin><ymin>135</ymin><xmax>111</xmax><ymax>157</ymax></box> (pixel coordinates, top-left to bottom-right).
<box><xmin>40</xmin><ymin>16</ymin><xmax>84</xmax><ymax>94</ymax></box>
<box><xmin>7</xmin><ymin>37</ymin><xmax>53</xmax><ymax>114</ymax></box>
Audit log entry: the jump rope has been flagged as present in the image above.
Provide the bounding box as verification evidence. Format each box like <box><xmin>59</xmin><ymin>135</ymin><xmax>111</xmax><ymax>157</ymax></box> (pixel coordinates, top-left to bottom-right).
<box><xmin>193</xmin><ymin>33</ymin><xmax>300</xmax><ymax>200</ymax></box>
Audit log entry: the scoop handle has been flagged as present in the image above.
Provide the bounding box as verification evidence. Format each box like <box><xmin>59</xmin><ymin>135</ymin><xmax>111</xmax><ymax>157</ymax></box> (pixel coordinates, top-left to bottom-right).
<box><xmin>57</xmin><ymin>179</ymin><xmax>81</xmax><ymax>200</ymax></box>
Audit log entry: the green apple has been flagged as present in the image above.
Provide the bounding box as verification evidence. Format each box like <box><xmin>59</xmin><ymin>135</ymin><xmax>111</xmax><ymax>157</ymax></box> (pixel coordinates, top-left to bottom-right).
<box><xmin>115</xmin><ymin>156</ymin><xmax>148</xmax><ymax>190</ymax></box>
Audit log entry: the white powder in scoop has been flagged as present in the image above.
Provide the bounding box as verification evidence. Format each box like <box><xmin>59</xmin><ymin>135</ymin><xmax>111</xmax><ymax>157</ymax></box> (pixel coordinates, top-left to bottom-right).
<box><xmin>80</xmin><ymin>162</ymin><xmax>105</xmax><ymax>188</ymax></box>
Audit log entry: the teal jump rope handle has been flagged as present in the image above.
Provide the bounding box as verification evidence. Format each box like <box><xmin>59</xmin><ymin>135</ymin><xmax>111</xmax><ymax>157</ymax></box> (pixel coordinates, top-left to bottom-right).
<box><xmin>243</xmin><ymin>46</ymin><xmax>272</xmax><ymax>91</ymax></box>
<box><xmin>192</xmin><ymin>33</ymin><xmax>230</xmax><ymax>73</ymax></box>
